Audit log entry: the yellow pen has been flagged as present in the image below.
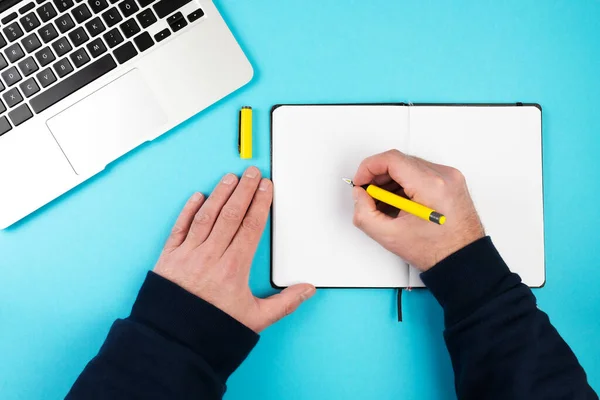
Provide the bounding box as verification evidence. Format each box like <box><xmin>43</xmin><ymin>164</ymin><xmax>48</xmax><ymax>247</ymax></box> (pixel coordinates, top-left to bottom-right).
<box><xmin>342</xmin><ymin>178</ymin><xmax>446</xmax><ymax>225</ymax></box>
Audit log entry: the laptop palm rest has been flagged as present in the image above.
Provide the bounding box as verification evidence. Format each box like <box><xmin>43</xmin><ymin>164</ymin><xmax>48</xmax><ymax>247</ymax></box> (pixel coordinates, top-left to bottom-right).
<box><xmin>47</xmin><ymin>69</ymin><xmax>168</xmax><ymax>176</ymax></box>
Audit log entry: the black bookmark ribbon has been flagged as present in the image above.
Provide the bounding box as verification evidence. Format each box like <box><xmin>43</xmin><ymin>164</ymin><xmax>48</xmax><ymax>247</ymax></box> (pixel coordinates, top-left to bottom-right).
<box><xmin>397</xmin><ymin>289</ymin><xmax>403</xmax><ymax>322</ymax></box>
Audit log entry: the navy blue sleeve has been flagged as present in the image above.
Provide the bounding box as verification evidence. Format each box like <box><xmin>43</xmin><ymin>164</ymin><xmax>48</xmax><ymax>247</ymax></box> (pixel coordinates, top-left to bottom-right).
<box><xmin>421</xmin><ymin>237</ymin><xmax>598</xmax><ymax>400</ymax></box>
<box><xmin>66</xmin><ymin>272</ymin><xmax>259</xmax><ymax>399</ymax></box>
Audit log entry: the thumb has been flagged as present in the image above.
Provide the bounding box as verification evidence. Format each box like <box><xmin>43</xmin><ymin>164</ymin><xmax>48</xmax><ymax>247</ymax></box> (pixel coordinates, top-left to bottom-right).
<box><xmin>352</xmin><ymin>186</ymin><xmax>394</xmax><ymax>238</ymax></box>
<box><xmin>258</xmin><ymin>284</ymin><xmax>316</xmax><ymax>330</ymax></box>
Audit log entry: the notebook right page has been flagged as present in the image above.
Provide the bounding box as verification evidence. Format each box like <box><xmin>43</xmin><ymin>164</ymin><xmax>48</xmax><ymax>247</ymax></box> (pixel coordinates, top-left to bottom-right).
<box><xmin>407</xmin><ymin>106</ymin><xmax>544</xmax><ymax>288</ymax></box>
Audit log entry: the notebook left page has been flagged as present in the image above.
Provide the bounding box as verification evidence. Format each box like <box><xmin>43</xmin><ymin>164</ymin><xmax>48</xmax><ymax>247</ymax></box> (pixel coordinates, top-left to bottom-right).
<box><xmin>272</xmin><ymin>105</ymin><xmax>410</xmax><ymax>288</ymax></box>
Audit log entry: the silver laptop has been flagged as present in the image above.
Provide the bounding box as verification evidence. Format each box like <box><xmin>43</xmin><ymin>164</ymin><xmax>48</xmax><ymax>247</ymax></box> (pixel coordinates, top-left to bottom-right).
<box><xmin>0</xmin><ymin>0</ymin><xmax>253</xmax><ymax>229</ymax></box>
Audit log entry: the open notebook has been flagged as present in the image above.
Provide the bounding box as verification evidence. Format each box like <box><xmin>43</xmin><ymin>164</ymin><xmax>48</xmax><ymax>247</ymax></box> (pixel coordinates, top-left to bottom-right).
<box><xmin>271</xmin><ymin>104</ymin><xmax>545</xmax><ymax>289</ymax></box>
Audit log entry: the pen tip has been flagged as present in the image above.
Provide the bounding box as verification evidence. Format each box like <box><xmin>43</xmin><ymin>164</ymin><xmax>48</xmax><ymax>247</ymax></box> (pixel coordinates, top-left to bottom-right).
<box><xmin>342</xmin><ymin>178</ymin><xmax>354</xmax><ymax>186</ymax></box>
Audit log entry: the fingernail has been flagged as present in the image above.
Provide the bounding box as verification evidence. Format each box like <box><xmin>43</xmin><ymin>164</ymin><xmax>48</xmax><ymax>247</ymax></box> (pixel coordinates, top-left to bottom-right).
<box><xmin>245</xmin><ymin>166</ymin><xmax>259</xmax><ymax>178</ymax></box>
<box><xmin>300</xmin><ymin>286</ymin><xmax>316</xmax><ymax>301</ymax></box>
<box><xmin>352</xmin><ymin>187</ymin><xmax>360</xmax><ymax>203</ymax></box>
<box><xmin>222</xmin><ymin>173</ymin><xmax>236</xmax><ymax>185</ymax></box>
<box><xmin>191</xmin><ymin>192</ymin><xmax>203</xmax><ymax>202</ymax></box>
<box><xmin>258</xmin><ymin>179</ymin><xmax>271</xmax><ymax>191</ymax></box>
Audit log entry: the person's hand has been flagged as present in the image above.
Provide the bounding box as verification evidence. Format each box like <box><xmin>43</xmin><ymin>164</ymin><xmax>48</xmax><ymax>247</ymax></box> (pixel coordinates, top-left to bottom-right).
<box><xmin>352</xmin><ymin>150</ymin><xmax>485</xmax><ymax>271</ymax></box>
<box><xmin>154</xmin><ymin>167</ymin><xmax>316</xmax><ymax>333</ymax></box>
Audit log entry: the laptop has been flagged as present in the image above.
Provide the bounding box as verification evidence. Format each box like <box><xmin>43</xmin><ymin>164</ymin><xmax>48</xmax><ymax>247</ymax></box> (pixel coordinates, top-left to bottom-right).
<box><xmin>0</xmin><ymin>0</ymin><xmax>253</xmax><ymax>229</ymax></box>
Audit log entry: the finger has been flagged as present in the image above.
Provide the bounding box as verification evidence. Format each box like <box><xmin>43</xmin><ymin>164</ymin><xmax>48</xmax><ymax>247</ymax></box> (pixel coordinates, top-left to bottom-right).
<box><xmin>257</xmin><ymin>284</ymin><xmax>316</xmax><ymax>330</ymax></box>
<box><xmin>204</xmin><ymin>166</ymin><xmax>262</xmax><ymax>256</ymax></box>
<box><xmin>353</xmin><ymin>149</ymin><xmax>429</xmax><ymax>190</ymax></box>
<box><xmin>376</xmin><ymin>202</ymin><xmax>400</xmax><ymax>218</ymax></box>
<box><xmin>373</xmin><ymin>174</ymin><xmax>393</xmax><ymax>186</ymax></box>
<box><xmin>352</xmin><ymin>186</ymin><xmax>397</xmax><ymax>240</ymax></box>
<box><xmin>184</xmin><ymin>173</ymin><xmax>239</xmax><ymax>248</ymax></box>
<box><xmin>163</xmin><ymin>193</ymin><xmax>205</xmax><ymax>253</ymax></box>
<box><xmin>411</xmin><ymin>156</ymin><xmax>450</xmax><ymax>174</ymax></box>
<box><xmin>379</xmin><ymin>180</ymin><xmax>402</xmax><ymax>194</ymax></box>
<box><xmin>224</xmin><ymin>178</ymin><xmax>273</xmax><ymax>271</ymax></box>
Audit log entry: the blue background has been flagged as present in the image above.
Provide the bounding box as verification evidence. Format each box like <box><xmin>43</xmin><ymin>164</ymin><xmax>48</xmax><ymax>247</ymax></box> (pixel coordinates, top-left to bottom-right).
<box><xmin>1</xmin><ymin>0</ymin><xmax>600</xmax><ymax>398</ymax></box>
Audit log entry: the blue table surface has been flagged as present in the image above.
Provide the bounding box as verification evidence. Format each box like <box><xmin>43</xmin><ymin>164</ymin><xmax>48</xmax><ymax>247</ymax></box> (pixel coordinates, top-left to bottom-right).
<box><xmin>2</xmin><ymin>1</ymin><xmax>600</xmax><ymax>398</ymax></box>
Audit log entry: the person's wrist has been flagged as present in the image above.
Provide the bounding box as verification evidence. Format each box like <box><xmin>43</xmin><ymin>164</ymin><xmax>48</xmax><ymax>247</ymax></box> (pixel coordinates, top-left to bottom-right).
<box><xmin>419</xmin><ymin>231</ymin><xmax>486</xmax><ymax>272</ymax></box>
<box><xmin>130</xmin><ymin>271</ymin><xmax>259</xmax><ymax>382</ymax></box>
<box><xmin>420</xmin><ymin>236</ymin><xmax>520</xmax><ymax>326</ymax></box>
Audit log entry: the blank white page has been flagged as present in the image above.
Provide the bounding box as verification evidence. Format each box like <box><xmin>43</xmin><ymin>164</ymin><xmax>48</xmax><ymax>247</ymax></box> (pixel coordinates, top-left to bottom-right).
<box><xmin>272</xmin><ymin>105</ymin><xmax>409</xmax><ymax>287</ymax></box>
<box><xmin>407</xmin><ymin>106</ymin><xmax>545</xmax><ymax>288</ymax></box>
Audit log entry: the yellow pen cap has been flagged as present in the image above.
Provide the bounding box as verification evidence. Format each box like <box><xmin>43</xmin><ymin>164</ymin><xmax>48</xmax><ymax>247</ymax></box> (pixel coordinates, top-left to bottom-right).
<box><xmin>239</xmin><ymin>106</ymin><xmax>253</xmax><ymax>159</ymax></box>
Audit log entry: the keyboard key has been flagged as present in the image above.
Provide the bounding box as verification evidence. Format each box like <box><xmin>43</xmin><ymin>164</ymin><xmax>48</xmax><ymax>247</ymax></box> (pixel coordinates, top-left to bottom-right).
<box><xmin>38</xmin><ymin>23</ymin><xmax>58</xmax><ymax>43</ymax></box>
<box><xmin>68</xmin><ymin>26</ymin><xmax>89</xmax><ymax>47</ymax></box>
<box><xmin>154</xmin><ymin>28</ymin><xmax>170</xmax><ymax>42</ymax></box>
<box><xmin>167</xmin><ymin>12</ymin><xmax>186</xmax><ymax>33</ymax></box>
<box><xmin>1</xmin><ymin>12</ymin><xmax>18</xmax><ymax>25</ymax></box>
<box><xmin>85</xmin><ymin>17</ymin><xmax>106</xmax><ymax>37</ymax></box>
<box><xmin>136</xmin><ymin>8</ymin><xmax>156</xmax><ymax>28</ymax></box>
<box><xmin>35</xmin><ymin>46</ymin><xmax>56</xmax><ymax>66</ymax></box>
<box><xmin>5</xmin><ymin>43</ymin><xmax>25</xmax><ymax>63</ymax></box>
<box><xmin>3</xmin><ymin>22</ymin><xmax>24</xmax><ymax>42</ymax></box>
<box><xmin>119</xmin><ymin>18</ymin><xmax>140</xmax><ymax>38</ymax></box>
<box><xmin>187</xmin><ymin>8</ymin><xmax>203</xmax><ymax>23</ymax></box>
<box><xmin>8</xmin><ymin>104</ymin><xmax>33</xmax><ymax>126</ymax></box>
<box><xmin>153</xmin><ymin>0</ymin><xmax>190</xmax><ymax>19</ymax></box>
<box><xmin>138</xmin><ymin>0</ymin><xmax>156</xmax><ymax>7</ymax></box>
<box><xmin>36</xmin><ymin>67</ymin><xmax>57</xmax><ymax>87</ymax></box>
<box><xmin>20</xmin><ymin>12</ymin><xmax>41</xmax><ymax>32</ymax></box>
<box><xmin>0</xmin><ymin>54</ymin><xmax>7</xmax><ymax>70</ymax></box>
<box><xmin>52</xmin><ymin>37</ymin><xmax>72</xmax><ymax>57</ymax></box>
<box><xmin>0</xmin><ymin>116</ymin><xmax>11</xmax><ymax>136</ymax></box>
<box><xmin>113</xmin><ymin>41</ymin><xmax>136</xmax><ymax>64</ymax></box>
<box><xmin>53</xmin><ymin>57</ymin><xmax>73</xmax><ymax>77</ymax></box>
<box><xmin>86</xmin><ymin>37</ymin><xmax>106</xmax><ymax>57</ymax></box>
<box><xmin>118</xmin><ymin>0</ymin><xmax>138</xmax><ymax>18</ymax></box>
<box><xmin>56</xmin><ymin>13</ymin><xmax>75</xmax><ymax>33</ymax></box>
<box><xmin>102</xmin><ymin>7</ymin><xmax>122</xmax><ymax>27</ymax></box>
<box><xmin>30</xmin><ymin>53</ymin><xmax>116</xmax><ymax>113</ymax></box>
<box><xmin>19</xmin><ymin>2</ymin><xmax>36</xmax><ymax>14</ymax></box>
<box><xmin>21</xmin><ymin>33</ymin><xmax>42</xmax><ymax>53</ymax></box>
<box><xmin>72</xmin><ymin>3</ymin><xmax>92</xmax><ymax>23</ymax></box>
<box><xmin>133</xmin><ymin>31</ymin><xmax>152</xmax><ymax>52</ymax></box>
<box><xmin>103</xmin><ymin>28</ymin><xmax>123</xmax><ymax>48</ymax></box>
<box><xmin>0</xmin><ymin>33</ymin><xmax>6</xmax><ymax>49</ymax></box>
<box><xmin>36</xmin><ymin>3</ymin><xmax>57</xmax><ymax>22</ymax></box>
<box><xmin>17</xmin><ymin>56</ymin><xmax>39</xmax><ymax>76</ymax></box>
<box><xmin>54</xmin><ymin>0</ymin><xmax>75</xmax><ymax>13</ymax></box>
<box><xmin>70</xmin><ymin>47</ymin><xmax>89</xmax><ymax>67</ymax></box>
<box><xmin>3</xmin><ymin>87</ymin><xmax>23</xmax><ymax>108</ymax></box>
<box><xmin>88</xmin><ymin>0</ymin><xmax>108</xmax><ymax>13</ymax></box>
<box><xmin>2</xmin><ymin>66</ymin><xmax>22</xmax><ymax>87</ymax></box>
<box><xmin>19</xmin><ymin>77</ymin><xmax>40</xmax><ymax>97</ymax></box>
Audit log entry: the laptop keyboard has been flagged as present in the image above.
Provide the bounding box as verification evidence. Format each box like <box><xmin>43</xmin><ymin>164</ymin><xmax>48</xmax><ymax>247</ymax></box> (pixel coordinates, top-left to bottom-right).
<box><xmin>0</xmin><ymin>0</ymin><xmax>204</xmax><ymax>136</ymax></box>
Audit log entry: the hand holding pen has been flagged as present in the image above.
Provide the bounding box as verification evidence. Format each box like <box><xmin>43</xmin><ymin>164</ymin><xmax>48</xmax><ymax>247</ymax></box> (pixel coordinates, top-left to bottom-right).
<box><xmin>350</xmin><ymin>150</ymin><xmax>485</xmax><ymax>271</ymax></box>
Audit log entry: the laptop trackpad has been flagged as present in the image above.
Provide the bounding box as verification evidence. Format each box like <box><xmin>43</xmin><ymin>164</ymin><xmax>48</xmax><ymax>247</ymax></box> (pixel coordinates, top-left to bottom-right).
<box><xmin>47</xmin><ymin>69</ymin><xmax>167</xmax><ymax>175</ymax></box>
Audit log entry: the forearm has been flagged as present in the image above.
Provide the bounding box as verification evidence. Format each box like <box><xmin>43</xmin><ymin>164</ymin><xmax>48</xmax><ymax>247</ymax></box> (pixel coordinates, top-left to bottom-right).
<box><xmin>67</xmin><ymin>272</ymin><xmax>259</xmax><ymax>399</ymax></box>
<box><xmin>422</xmin><ymin>237</ymin><xmax>597</xmax><ymax>400</ymax></box>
